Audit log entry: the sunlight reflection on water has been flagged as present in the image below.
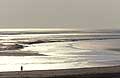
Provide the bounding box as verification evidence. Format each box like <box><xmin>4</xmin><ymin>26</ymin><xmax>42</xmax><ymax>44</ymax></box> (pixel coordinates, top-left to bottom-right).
<box><xmin>0</xmin><ymin>30</ymin><xmax>120</xmax><ymax>71</ymax></box>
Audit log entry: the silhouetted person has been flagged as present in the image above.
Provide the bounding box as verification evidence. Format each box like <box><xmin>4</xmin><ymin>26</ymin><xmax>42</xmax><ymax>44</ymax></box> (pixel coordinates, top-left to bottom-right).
<box><xmin>21</xmin><ymin>66</ymin><xmax>23</xmax><ymax>71</ymax></box>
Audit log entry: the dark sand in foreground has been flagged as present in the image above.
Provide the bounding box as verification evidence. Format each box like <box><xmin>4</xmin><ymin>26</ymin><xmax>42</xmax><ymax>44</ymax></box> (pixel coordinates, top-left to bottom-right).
<box><xmin>0</xmin><ymin>66</ymin><xmax>120</xmax><ymax>78</ymax></box>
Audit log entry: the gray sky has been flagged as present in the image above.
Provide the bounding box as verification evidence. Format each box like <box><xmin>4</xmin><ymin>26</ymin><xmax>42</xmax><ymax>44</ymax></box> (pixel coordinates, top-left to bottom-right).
<box><xmin>0</xmin><ymin>0</ymin><xmax>118</xmax><ymax>29</ymax></box>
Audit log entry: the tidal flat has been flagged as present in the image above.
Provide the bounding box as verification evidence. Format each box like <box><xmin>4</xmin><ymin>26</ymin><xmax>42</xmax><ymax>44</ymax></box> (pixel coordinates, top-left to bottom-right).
<box><xmin>0</xmin><ymin>29</ymin><xmax>120</xmax><ymax>72</ymax></box>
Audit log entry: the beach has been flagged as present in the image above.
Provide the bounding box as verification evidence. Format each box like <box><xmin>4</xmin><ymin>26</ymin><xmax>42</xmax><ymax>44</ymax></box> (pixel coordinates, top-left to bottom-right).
<box><xmin>0</xmin><ymin>29</ymin><xmax>119</xmax><ymax>77</ymax></box>
<box><xmin>0</xmin><ymin>66</ymin><xmax>120</xmax><ymax>78</ymax></box>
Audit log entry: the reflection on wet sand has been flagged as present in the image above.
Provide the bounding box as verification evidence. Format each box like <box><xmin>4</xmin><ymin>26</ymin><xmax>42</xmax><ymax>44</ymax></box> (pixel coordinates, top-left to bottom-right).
<box><xmin>0</xmin><ymin>29</ymin><xmax>119</xmax><ymax>71</ymax></box>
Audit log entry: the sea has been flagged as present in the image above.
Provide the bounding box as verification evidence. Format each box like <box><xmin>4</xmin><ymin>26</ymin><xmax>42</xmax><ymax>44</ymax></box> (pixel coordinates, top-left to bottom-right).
<box><xmin>0</xmin><ymin>29</ymin><xmax>120</xmax><ymax>71</ymax></box>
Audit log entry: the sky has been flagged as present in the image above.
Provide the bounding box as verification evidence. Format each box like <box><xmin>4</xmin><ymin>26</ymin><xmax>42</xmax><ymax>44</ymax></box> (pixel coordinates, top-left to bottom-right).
<box><xmin>0</xmin><ymin>0</ymin><xmax>118</xmax><ymax>29</ymax></box>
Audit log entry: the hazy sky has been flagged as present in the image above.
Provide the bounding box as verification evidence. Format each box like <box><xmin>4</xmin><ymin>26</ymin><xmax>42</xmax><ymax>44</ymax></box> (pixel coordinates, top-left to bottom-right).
<box><xmin>0</xmin><ymin>0</ymin><xmax>118</xmax><ymax>29</ymax></box>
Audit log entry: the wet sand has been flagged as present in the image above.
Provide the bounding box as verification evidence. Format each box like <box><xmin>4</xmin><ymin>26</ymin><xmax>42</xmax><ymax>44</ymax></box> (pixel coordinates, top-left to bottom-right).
<box><xmin>0</xmin><ymin>29</ymin><xmax>120</xmax><ymax>77</ymax></box>
<box><xmin>0</xmin><ymin>66</ymin><xmax>120</xmax><ymax>78</ymax></box>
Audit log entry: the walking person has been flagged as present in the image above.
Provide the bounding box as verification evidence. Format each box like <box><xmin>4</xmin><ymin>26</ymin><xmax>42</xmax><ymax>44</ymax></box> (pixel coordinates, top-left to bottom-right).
<box><xmin>21</xmin><ymin>66</ymin><xmax>23</xmax><ymax>71</ymax></box>
<box><xmin>20</xmin><ymin>66</ymin><xmax>23</xmax><ymax>78</ymax></box>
